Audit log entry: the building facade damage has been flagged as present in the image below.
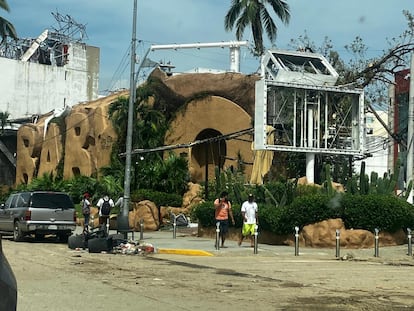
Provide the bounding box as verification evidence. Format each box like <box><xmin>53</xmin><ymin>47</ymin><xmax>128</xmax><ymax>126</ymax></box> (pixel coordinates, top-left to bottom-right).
<box><xmin>0</xmin><ymin>13</ymin><xmax>99</xmax><ymax>186</ymax></box>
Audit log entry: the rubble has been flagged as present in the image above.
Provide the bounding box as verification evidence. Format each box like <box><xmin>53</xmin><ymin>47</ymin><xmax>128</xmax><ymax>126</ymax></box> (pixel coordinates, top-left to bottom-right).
<box><xmin>112</xmin><ymin>241</ymin><xmax>155</xmax><ymax>255</ymax></box>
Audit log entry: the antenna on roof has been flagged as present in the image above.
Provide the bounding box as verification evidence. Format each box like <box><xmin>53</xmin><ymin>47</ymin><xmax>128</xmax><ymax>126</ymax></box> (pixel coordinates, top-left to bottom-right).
<box><xmin>50</xmin><ymin>11</ymin><xmax>88</xmax><ymax>42</ymax></box>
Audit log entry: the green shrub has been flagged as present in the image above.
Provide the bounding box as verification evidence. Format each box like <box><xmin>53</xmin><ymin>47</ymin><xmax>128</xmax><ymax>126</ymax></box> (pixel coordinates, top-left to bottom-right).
<box><xmin>191</xmin><ymin>201</ymin><xmax>216</xmax><ymax>227</ymax></box>
<box><xmin>295</xmin><ymin>184</ymin><xmax>323</xmax><ymax>197</ymax></box>
<box><xmin>191</xmin><ymin>191</ymin><xmax>414</xmax><ymax>236</ymax></box>
<box><xmin>232</xmin><ymin>203</ymin><xmax>242</xmax><ymax>227</ymax></box>
<box><xmin>270</xmin><ymin>194</ymin><xmax>342</xmax><ymax>235</ymax></box>
<box><xmin>341</xmin><ymin>194</ymin><xmax>414</xmax><ymax>232</ymax></box>
<box><xmin>131</xmin><ymin>189</ymin><xmax>182</xmax><ymax>207</ymax></box>
<box><xmin>261</xmin><ymin>181</ymin><xmax>287</xmax><ymax>203</ymax></box>
<box><xmin>257</xmin><ymin>204</ymin><xmax>283</xmax><ymax>233</ymax></box>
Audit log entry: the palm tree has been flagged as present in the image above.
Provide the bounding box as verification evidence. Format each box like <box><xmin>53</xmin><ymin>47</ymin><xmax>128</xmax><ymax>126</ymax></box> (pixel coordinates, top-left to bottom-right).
<box><xmin>224</xmin><ymin>0</ymin><xmax>290</xmax><ymax>56</ymax></box>
<box><xmin>0</xmin><ymin>0</ymin><xmax>17</xmax><ymax>43</ymax></box>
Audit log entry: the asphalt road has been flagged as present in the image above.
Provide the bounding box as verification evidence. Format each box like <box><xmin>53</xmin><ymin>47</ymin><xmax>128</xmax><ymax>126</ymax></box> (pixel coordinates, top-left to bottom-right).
<box><xmin>3</xmin><ymin>227</ymin><xmax>414</xmax><ymax>311</ymax></box>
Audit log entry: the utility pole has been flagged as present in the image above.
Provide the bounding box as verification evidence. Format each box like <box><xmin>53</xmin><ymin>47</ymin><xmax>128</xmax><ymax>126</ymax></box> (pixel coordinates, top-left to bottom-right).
<box><xmin>122</xmin><ymin>0</ymin><xmax>138</xmax><ymax>217</ymax></box>
<box><xmin>407</xmin><ymin>52</ymin><xmax>414</xmax><ymax>202</ymax></box>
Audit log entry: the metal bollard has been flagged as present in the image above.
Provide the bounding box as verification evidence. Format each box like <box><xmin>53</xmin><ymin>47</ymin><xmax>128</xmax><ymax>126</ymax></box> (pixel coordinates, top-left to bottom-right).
<box><xmin>374</xmin><ymin>228</ymin><xmax>380</xmax><ymax>257</ymax></box>
<box><xmin>253</xmin><ymin>224</ymin><xmax>258</xmax><ymax>254</ymax></box>
<box><xmin>294</xmin><ymin>226</ymin><xmax>299</xmax><ymax>256</ymax></box>
<box><xmin>215</xmin><ymin>221</ymin><xmax>220</xmax><ymax>250</ymax></box>
<box><xmin>139</xmin><ymin>218</ymin><xmax>144</xmax><ymax>240</ymax></box>
<box><xmin>407</xmin><ymin>228</ymin><xmax>412</xmax><ymax>256</ymax></box>
<box><xmin>335</xmin><ymin>229</ymin><xmax>340</xmax><ymax>258</ymax></box>
<box><xmin>173</xmin><ymin>216</ymin><xmax>177</xmax><ymax>239</ymax></box>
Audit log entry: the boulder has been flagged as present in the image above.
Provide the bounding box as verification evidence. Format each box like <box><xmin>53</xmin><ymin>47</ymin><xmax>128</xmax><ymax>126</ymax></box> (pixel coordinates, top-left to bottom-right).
<box><xmin>129</xmin><ymin>200</ymin><xmax>159</xmax><ymax>231</ymax></box>
<box><xmin>198</xmin><ymin>218</ymin><xmax>407</xmax><ymax>248</ymax></box>
<box><xmin>301</xmin><ymin>218</ymin><xmax>406</xmax><ymax>248</ymax></box>
<box><xmin>182</xmin><ymin>182</ymin><xmax>204</xmax><ymax>209</ymax></box>
<box><xmin>159</xmin><ymin>182</ymin><xmax>204</xmax><ymax>225</ymax></box>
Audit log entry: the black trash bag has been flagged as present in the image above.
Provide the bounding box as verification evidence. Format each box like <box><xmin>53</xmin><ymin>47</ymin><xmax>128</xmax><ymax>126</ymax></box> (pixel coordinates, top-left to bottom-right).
<box><xmin>88</xmin><ymin>237</ymin><xmax>113</xmax><ymax>253</ymax></box>
<box><xmin>68</xmin><ymin>234</ymin><xmax>86</xmax><ymax>250</ymax></box>
<box><xmin>108</xmin><ymin>234</ymin><xmax>127</xmax><ymax>247</ymax></box>
<box><xmin>86</xmin><ymin>225</ymin><xmax>108</xmax><ymax>240</ymax></box>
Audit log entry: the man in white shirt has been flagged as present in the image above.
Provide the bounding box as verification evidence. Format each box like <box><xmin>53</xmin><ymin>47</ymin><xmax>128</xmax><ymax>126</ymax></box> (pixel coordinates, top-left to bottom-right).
<box><xmin>96</xmin><ymin>194</ymin><xmax>115</xmax><ymax>226</ymax></box>
<box><xmin>238</xmin><ymin>194</ymin><xmax>258</xmax><ymax>247</ymax></box>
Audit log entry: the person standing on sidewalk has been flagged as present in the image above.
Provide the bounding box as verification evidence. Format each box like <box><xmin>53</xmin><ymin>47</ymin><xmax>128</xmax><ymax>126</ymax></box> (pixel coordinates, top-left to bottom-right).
<box><xmin>81</xmin><ymin>193</ymin><xmax>91</xmax><ymax>233</ymax></box>
<box><xmin>238</xmin><ymin>193</ymin><xmax>258</xmax><ymax>247</ymax></box>
<box><xmin>214</xmin><ymin>191</ymin><xmax>235</xmax><ymax>248</ymax></box>
<box><xmin>96</xmin><ymin>194</ymin><xmax>114</xmax><ymax>228</ymax></box>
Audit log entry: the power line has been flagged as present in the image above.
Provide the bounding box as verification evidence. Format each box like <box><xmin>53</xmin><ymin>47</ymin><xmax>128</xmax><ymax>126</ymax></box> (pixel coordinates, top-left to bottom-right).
<box><xmin>119</xmin><ymin>128</ymin><xmax>254</xmax><ymax>157</ymax></box>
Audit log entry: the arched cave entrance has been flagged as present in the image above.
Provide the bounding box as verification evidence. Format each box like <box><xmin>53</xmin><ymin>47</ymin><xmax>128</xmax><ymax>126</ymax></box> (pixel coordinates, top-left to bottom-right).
<box><xmin>192</xmin><ymin>128</ymin><xmax>227</xmax><ymax>183</ymax></box>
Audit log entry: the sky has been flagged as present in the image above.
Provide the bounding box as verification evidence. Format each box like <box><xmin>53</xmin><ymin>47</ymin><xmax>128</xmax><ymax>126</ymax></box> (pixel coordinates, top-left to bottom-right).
<box><xmin>4</xmin><ymin>0</ymin><xmax>414</xmax><ymax>94</ymax></box>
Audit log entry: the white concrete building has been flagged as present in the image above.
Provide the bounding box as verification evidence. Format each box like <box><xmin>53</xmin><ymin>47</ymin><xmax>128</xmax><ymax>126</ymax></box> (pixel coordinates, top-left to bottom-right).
<box><xmin>354</xmin><ymin>111</ymin><xmax>390</xmax><ymax>178</ymax></box>
<box><xmin>0</xmin><ymin>30</ymin><xmax>99</xmax><ymax>126</ymax></box>
<box><xmin>0</xmin><ymin>25</ymin><xmax>100</xmax><ymax>186</ymax></box>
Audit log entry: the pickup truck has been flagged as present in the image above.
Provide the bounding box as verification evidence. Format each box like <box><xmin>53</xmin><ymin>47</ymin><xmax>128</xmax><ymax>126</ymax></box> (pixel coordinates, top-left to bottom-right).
<box><xmin>0</xmin><ymin>191</ymin><xmax>77</xmax><ymax>242</ymax></box>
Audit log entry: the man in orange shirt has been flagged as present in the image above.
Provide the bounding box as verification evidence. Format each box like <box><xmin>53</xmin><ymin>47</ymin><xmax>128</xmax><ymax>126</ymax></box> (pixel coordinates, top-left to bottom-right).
<box><xmin>214</xmin><ymin>191</ymin><xmax>235</xmax><ymax>248</ymax></box>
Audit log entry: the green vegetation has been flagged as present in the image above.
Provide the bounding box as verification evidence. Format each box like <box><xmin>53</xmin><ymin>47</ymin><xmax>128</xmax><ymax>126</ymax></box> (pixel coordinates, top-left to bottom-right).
<box><xmin>131</xmin><ymin>189</ymin><xmax>183</xmax><ymax>207</ymax></box>
<box><xmin>192</xmin><ymin>165</ymin><xmax>414</xmax><ymax>235</ymax></box>
<box><xmin>193</xmin><ymin>191</ymin><xmax>414</xmax><ymax>235</ymax></box>
<box><xmin>105</xmin><ymin>79</ymin><xmax>189</xmax><ymax>197</ymax></box>
<box><xmin>0</xmin><ymin>0</ymin><xmax>17</xmax><ymax>42</ymax></box>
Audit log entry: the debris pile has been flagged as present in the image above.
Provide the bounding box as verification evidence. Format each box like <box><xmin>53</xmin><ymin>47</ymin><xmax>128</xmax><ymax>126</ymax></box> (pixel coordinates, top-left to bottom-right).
<box><xmin>112</xmin><ymin>241</ymin><xmax>155</xmax><ymax>255</ymax></box>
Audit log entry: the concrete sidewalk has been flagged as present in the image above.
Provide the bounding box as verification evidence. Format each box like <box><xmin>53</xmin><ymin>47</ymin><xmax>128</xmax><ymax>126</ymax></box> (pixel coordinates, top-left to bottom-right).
<box><xmin>132</xmin><ymin>226</ymin><xmax>414</xmax><ymax>264</ymax></box>
<box><xmin>75</xmin><ymin>225</ymin><xmax>414</xmax><ymax>264</ymax></box>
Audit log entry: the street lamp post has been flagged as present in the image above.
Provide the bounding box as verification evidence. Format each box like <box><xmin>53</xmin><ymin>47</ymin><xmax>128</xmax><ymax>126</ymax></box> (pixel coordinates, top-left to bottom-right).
<box><xmin>122</xmin><ymin>0</ymin><xmax>138</xmax><ymax>219</ymax></box>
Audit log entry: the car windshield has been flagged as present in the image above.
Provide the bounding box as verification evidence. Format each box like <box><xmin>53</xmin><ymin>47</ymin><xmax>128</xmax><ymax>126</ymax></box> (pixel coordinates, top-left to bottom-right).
<box><xmin>31</xmin><ymin>193</ymin><xmax>74</xmax><ymax>209</ymax></box>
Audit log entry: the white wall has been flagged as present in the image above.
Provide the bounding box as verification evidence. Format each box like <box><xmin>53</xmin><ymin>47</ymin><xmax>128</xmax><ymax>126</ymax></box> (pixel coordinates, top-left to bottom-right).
<box><xmin>0</xmin><ymin>42</ymin><xmax>99</xmax><ymax>122</ymax></box>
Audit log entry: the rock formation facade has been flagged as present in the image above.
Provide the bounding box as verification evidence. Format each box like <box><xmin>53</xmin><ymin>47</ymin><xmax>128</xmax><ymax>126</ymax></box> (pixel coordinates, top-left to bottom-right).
<box><xmin>16</xmin><ymin>91</ymin><xmax>126</xmax><ymax>184</ymax></box>
<box><xmin>15</xmin><ymin>69</ymin><xmax>262</xmax><ymax>185</ymax></box>
<box><xmin>157</xmin><ymin>69</ymin><xmax>260</xmax><ymax>183</ymax></box>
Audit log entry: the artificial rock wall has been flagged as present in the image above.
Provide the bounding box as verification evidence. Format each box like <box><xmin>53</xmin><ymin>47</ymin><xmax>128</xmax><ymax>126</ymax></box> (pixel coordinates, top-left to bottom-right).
<box><xmin>15</xmin><ymin>69</ymin><xmax>263</xmax><ymax>185</ymax></box>
<box><xmin>15</xmin><ymin>91</ymin><xmax>127</xmax><ymax>185</ymax></box>
<box><xmin>157</xmin><ymin>70</ymin><xmax>260</xmax><ymax>183</ymax></box>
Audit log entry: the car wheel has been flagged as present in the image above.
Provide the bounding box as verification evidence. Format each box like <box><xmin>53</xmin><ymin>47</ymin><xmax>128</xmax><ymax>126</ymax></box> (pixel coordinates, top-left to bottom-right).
<box><xmin>35</xmin><ymin>233</ymin><xmax>45</xmax><ymax>240</ymax></box>
<box><xmin>13</xmin><ymin>221</ymin><xmax>24</xmax><ymax>242</ymax></box>
<box><xmin>58</xmin><ymin>233</ymin><xmax>69</xmax><ymax>243</ymax></box>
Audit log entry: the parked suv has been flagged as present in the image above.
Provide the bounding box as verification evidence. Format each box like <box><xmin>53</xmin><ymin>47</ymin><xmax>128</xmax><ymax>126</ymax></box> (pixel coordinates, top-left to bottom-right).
<box><xmin>0</xmin><ymin>191</ymin><xmax>76</xmax><ymax>242</ymax></box>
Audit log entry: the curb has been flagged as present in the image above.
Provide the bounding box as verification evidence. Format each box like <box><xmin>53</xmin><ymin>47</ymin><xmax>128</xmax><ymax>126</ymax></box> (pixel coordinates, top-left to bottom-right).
<box><xmin>156</xmin><ymin>248</ymin><xmax>214</xmax><ymax>256</ymax></box>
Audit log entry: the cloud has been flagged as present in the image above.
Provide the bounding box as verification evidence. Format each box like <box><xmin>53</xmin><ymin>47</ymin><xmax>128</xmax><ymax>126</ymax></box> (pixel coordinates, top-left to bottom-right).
<box><xmin>6</xmin><ymin>0</ymin><xmax>414</xmax><ymax>93</ymax></box>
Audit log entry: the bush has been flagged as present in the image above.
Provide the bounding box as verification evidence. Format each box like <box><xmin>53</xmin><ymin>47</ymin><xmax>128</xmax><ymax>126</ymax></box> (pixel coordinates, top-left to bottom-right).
<box><xmin>131</xmin><ymin>189</ymin><xmax>182</xmax><ymax>207</ymax></box>
<box><xmin>191</xmin><ymin>192</ymin><xmax>414</xmax><ymax>236</ymax></box>
<box><xmin>191</xmin><ymin>201</ymin><xmax>215</xmax><ymax>227</ymax></box>
<box><xmin>341</xmin><ymin>194</ymin><xmax>414</xmax><ymax>232</ymax></box>
<box><xmin>276</xmin><ymin>194</ymin><xmax>342</xmax><ymax>235</ymax></box>
<box><xmin>257</xmin><ymin>204</ymin><xmax>283</xmax><ymax>233</ymax></box>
